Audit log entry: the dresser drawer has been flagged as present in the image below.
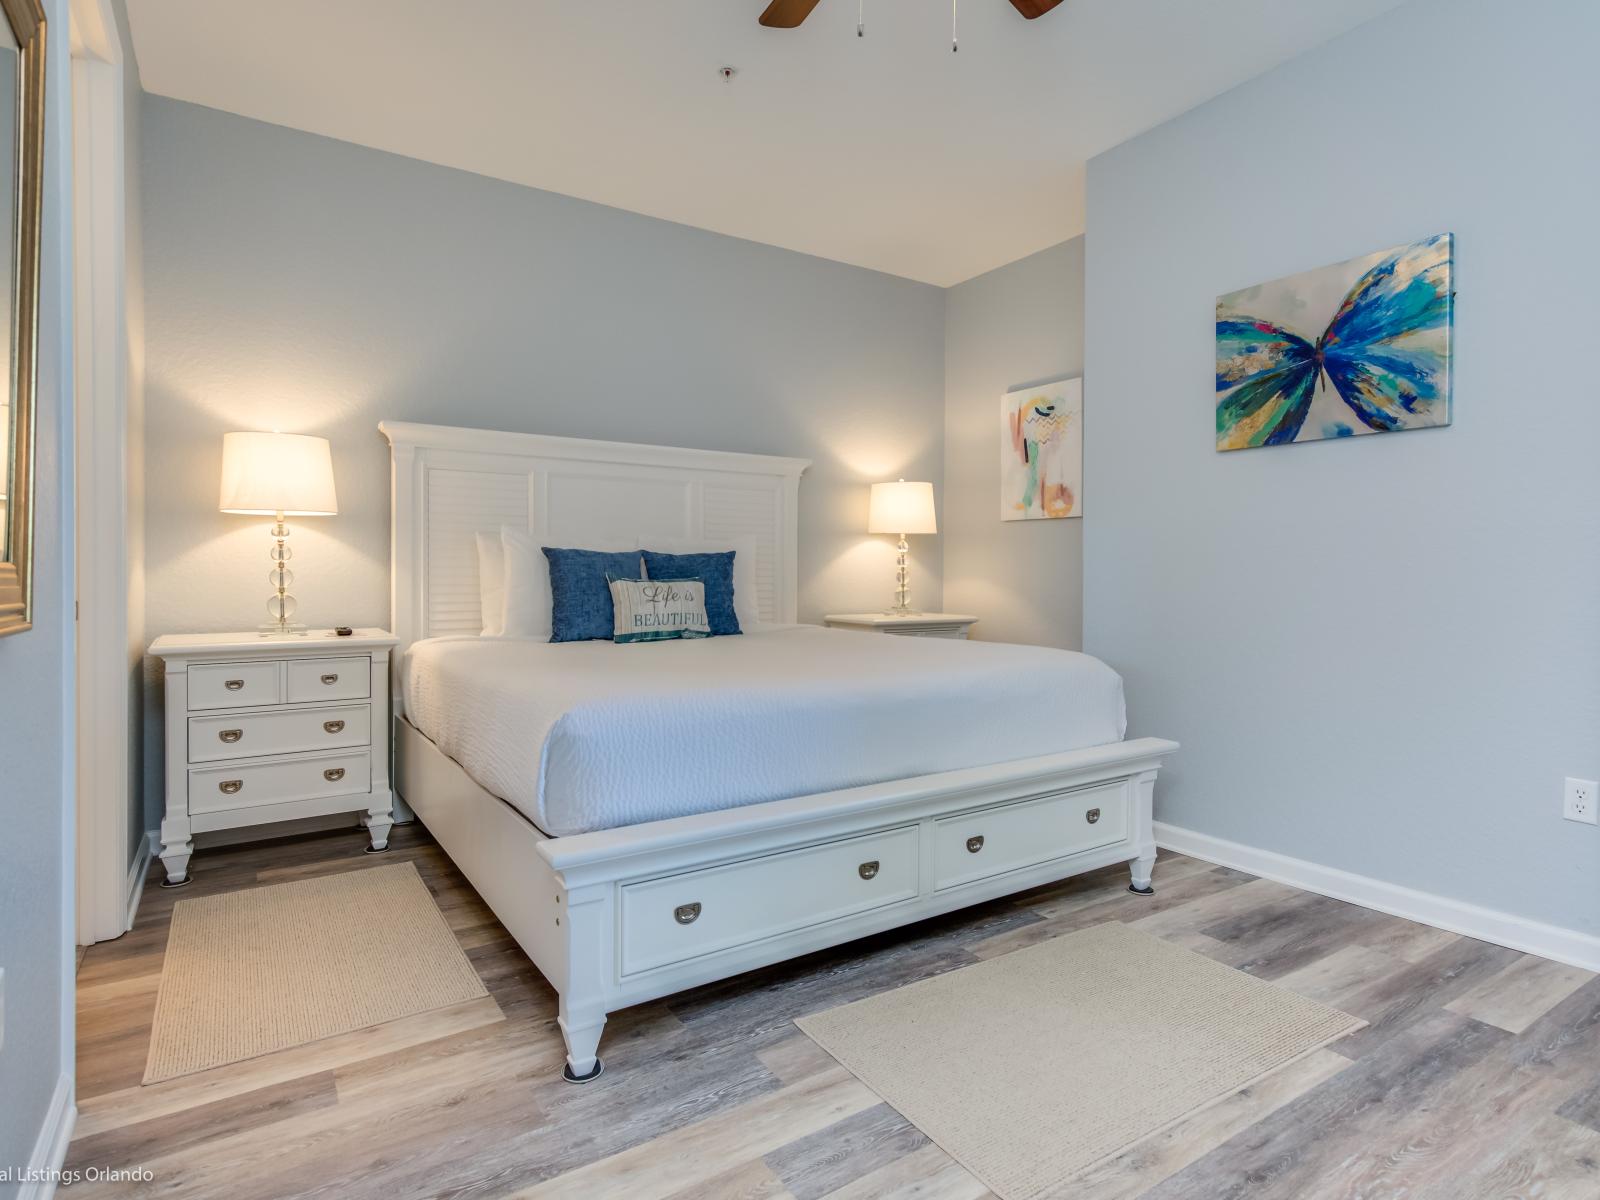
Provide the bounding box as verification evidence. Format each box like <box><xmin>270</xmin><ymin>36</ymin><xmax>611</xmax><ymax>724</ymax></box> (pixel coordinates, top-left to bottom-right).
<box><xmin>286</xmin><ymin>657</ymin><xmax>371</xmax><ymax>703</ymax></box>
<box><xmin>187</xmin><ymin>704</ymin><xmax>372</xmax><ymax>764</ymax></box>
<box><xmin>188</xmin><ymin>661</ymin><xmax>282</xmax><ymax>710</ymax></box>
<box><xmin>188</xmin><ymin>750</ymin><xmax>372</xmax><ymax>816</ymax></box>
<box><xmin>619</xmin><ymin>825</ymin><xmax>919</xmax><ymax>977</ymax></box>
<box><xmin>933</xmin><ymin>782</ymin><xmax>1128</xmax><ymax>892</ymax></box>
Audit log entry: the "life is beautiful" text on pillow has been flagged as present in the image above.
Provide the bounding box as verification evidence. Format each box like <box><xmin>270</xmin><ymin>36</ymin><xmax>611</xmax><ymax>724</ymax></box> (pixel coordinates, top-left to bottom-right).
<box><xmin>608</xmin><ymin>578</ymin><xmax>712</xmax><ymax>643</ymax></box>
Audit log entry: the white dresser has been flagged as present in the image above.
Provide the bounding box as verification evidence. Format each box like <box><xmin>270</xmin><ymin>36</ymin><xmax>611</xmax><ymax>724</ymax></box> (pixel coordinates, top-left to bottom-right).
<box><xmin>151</xmin><ymin>629</ymin><xmax>399</xmax><ymax>886</ymax></box>
<box><xmin>823</xmin><ymin>612</ymin><xmax>979</xmax><ymax>639</ymax></box>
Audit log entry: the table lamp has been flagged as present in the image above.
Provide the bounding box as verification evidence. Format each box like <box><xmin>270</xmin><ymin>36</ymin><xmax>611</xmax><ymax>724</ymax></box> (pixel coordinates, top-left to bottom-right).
<box><xmin>219</xmin><ymin>432</ymin><xmax>338</xmax><ymax>635</ymax></box>
<box><xmin>867</xmin><ymin>479</ymin><xmax>937</xmax><ymax>615</ymax></box>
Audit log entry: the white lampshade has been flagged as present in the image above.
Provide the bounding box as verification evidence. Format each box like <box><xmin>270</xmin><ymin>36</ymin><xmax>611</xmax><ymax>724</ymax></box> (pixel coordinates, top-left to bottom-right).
<box><xmin>868</xmin><ymin>480</ymin><xmax>937</xmax><ymax>535</ymax></box>
<box><xmin>219</xmin><ymin>432</ymin><xmax>339</xmax><ymax>516</ymax></box>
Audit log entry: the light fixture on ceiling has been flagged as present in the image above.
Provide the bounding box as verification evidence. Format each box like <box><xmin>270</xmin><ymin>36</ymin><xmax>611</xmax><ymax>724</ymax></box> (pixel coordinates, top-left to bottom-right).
<box><xmin>758</xmin><ymin>0</ymin><xmax>1064</xmax><ymax>46</ymax></box>
<box><xmin>848</xmin><ymin>0</ymin><xmax>957</xmax><ymax>51</ymax></box>
<box><xmin>718</xmin><ymin>65</ymin><xmax>738</xmax><ymax>82</ymax></box>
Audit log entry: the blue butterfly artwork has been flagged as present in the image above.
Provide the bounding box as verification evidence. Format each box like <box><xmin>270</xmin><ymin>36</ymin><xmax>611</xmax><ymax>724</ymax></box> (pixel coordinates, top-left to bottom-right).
<box><xmin>1216</xmin><ymin>233</ymin><xmax>1453</xmax><ymax>451</ymax></box>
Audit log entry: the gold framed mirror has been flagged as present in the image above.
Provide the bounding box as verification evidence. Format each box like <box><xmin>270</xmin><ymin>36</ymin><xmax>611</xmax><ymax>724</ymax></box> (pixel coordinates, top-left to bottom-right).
<box><xmin>0</xmin><ymin>0</ymin><xmax>44</xmax><ymax>638</ymax></box>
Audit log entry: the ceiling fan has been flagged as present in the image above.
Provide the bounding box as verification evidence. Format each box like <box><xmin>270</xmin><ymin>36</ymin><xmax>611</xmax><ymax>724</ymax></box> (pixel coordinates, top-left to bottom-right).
<box><xmin>759</xmin><ymin>0</ymin><xmax>1064</xmax><ymax>27</ymax></box>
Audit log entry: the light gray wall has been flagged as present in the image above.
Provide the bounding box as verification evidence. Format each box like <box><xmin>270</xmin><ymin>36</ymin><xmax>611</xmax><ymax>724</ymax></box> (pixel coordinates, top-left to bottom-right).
<box><xmin>943</xmin><ymin>239</ymin><xmax>1083</xmax><ymax>649</ymax></box>
<box><xmin>0</xmin><ymin>0</ymin><xmax>78</xmax><ymax>1180</ymax></box>
<box><xmin>140</xmin><ymin>97</ymin><xmax>945</xmax><ymax>825</ymax></box>
<box><xmin>1084</xmin><ymin>0</ymin><xmax>1600</xmax><ymax>936</ymax></box>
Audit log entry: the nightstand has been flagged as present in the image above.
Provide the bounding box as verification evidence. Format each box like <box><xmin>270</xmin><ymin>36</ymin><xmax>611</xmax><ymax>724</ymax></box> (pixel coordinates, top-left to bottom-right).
<box><xmin>150</xmin><ymin>629</ymin><xmax>399</xmax><ymax>886</ymax></box>
<box><xmin>824</xmin><ymin>613</ymin><xmax>979</xmax><ymax>640</ymax></box>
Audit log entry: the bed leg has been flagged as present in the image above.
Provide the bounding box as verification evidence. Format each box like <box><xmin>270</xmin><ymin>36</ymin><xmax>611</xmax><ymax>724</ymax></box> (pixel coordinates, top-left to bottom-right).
<box><xmin>557</xmin><ymin>882</ymin><xmax>610</xmax><ymax>1083</ymax></box>
<box><xmin>1128</xmin><ymin>768</ymin><xmax>1157</xmax><ymax>896</ymax></box>
<box><xmin>558</xmin><ymin>1006</ymin><xmax>606</xmax><ymax>1083</ymax></box>
<box><xmin>1129</xmin><ymin>851</ymin><xmax>1156</xmax><ymax>896</ymax></box>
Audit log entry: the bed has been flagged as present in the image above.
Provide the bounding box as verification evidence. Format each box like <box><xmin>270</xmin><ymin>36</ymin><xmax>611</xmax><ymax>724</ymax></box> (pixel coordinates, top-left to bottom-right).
<box><xmin>383</xmin><ymin>419</ymin><xmax>1176</xmax><ymax>1082</ymax></box>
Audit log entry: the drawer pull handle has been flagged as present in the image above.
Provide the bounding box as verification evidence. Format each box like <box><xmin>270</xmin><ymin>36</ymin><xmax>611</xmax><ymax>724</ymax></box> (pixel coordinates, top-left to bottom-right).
<box><xmin>1086</xmin><ymin>808</ymin><xmax>1101</xmax><ymax>825</ymax></box>
<box><xmin>966</xmin><ymin>835</ymin><xmax>985</xmax><ymax>854</ymax></box>
<box><xmin>674</xmin><ymin>902</ymin><xmax>701</xmax><ymax>925</ymax></box>
<box><xmin>224</xmin><ymin>679</ymin><xmax>245</xmax><ymax>691</ymax></box>
<box><xmin>858</xmin><ymin>860</ymin><xmax>880</xmax><ymax>880</ymax></box>
<box><xmin>218</xmin><ymin>779</ymin><xmax>243</xmax><ymax>795</ymax></box>
<box><xmin>320</xmin><ymin>673</ymin><xmax>339</xmax><ymax>685</ymax></box>
<box><xmin>323</xmin><ymin>720</ymin><xmax>346</xmax><ymax>734</ymax></box>
<box><xmin>218</xmin><ymin>729</ymin><xmax>243</xmax><ymax>744</ymax></box>
<box><xmin>323</xmin><ymin>767</ymin><xmax>346</xmax><ymax>782</ymax></box>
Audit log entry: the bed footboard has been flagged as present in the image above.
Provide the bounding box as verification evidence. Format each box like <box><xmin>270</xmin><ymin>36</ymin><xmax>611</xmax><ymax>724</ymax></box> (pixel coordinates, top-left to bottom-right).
<box><xmin>397</xmin><ymin>718</ymin><xmax>1176</xmax><ymax>1081</ymax></box>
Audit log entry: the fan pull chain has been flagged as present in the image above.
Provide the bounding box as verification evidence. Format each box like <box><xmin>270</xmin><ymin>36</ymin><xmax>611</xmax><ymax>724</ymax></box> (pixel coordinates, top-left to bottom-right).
<box><xmin>952</xmin><ymin>0</ymin><xmax>959</xmax><ymax>52</ymax></box>
<box><xmin>858</xmin><ymin>0</ymin><xmax>865</xmax><ymax>37</ymax></box>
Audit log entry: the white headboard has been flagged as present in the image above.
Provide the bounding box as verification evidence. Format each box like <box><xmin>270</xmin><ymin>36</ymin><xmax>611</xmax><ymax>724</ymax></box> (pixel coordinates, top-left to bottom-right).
<box><xmin>381</xmin><ymin>421</ymin><xmax>810</xmax><ymax>654</ymax></box>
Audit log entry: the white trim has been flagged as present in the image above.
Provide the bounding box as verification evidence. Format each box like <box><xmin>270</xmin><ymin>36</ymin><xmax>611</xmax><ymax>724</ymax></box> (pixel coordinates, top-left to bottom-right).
<box><xmin>1155</xmin><ymin>822</ymin><xmax>1600</xmax><ymax>973</ymax></box>
<box><xmin>71</xmin><ymin>0</ymin><xmax>133</xmax><ymax>945</ymax></box>
<box><xmin>17</xmin><ymin>1073</ymin><xmax>76</xmax><ymax>1200</ymax></box>
<box><xmin>122</xmin><ymin>830</ymin><xmax>156</xmax><ymax>931</ymax></box>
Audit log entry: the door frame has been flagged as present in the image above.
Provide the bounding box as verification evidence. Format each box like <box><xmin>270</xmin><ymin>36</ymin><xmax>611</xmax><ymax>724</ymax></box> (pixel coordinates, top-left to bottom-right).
<box><xmin>71</xmin><ymin>0</ymin><xmax>139</xmax><ymax>944</ymax></box>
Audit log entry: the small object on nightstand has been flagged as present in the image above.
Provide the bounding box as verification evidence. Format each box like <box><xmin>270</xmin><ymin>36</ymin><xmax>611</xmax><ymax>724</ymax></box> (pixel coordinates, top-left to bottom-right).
<box><xmin>334</xmin><ymin>626</ymin><xmax>353</xmax><ymax>636</ymax></box>
<box><xmin>824</xmin><ymin>612</ymin><xmax>978</xmax><ymax>640</ymax></box>
<box><xmin>149</xmin><ymin>628</ymin><xmax>400</xmax><ymax>886</ymax></box>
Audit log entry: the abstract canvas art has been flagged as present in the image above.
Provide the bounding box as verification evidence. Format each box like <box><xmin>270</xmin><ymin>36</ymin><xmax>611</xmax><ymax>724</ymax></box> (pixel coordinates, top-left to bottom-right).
<box><xmin>1001</xmin><ymin>376</ymin><xmax>1082</xmax><ymax>520</ymax></box>
<box><xmin>1215</xmin><ymin>233</ymin><xmax>1454</xmax><ymax>451</ymax></box>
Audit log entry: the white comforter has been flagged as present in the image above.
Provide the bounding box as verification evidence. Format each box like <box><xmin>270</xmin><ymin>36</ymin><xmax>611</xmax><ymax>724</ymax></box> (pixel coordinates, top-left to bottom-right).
<box><xmin>402</xmin><ymin>626</ymin><xmax>1126</xmax><ymax>837</ymax></box>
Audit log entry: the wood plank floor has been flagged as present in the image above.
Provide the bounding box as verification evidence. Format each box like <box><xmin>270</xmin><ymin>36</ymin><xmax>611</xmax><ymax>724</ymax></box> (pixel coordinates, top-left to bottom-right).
<box><xmin>68</xmin><ymin>825</ymin><xmax>1600</xmax><ymax>1199</ymax></box>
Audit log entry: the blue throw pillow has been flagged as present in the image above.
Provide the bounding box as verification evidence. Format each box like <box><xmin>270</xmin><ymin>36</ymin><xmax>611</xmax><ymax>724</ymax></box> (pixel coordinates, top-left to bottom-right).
<box><xmin>641</xmin><ymin>550</ymin><xmax>741</xmax><ymax>636</ymax></box>
<box><xmin>542</xmin><ymin>547</ymin><xmax>644</xmax><ymax>642</ymax></box>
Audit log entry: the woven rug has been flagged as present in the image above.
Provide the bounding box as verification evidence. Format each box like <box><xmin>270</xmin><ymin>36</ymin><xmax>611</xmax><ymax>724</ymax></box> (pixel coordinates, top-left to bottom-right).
<box><xmin>796</xmin><ymin>921</ymin><xmax>1363</xmax><ymax>1200</ymax></box>
<box><xmin>144</xmin><ymin>862</ymin><xmax>487</xmax><ymax>1083</ymax></box>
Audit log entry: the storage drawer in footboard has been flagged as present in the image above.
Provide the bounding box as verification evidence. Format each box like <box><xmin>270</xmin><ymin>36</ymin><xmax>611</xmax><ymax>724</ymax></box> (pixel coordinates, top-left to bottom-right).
<box><xmin>932</xmin><ymin>781</ymin><xmax>1129</xmax><ymax>892</ymax></box>
<box><xmin>619</xmin><ymin>825</ymin><xmax>919</xmax><ymax>976</ymax></box>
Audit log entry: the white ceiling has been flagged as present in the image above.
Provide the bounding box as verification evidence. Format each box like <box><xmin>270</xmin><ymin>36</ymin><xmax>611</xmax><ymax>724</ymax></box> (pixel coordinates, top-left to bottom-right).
<box><xmin>125</xmin><ymin>0</ymin><xmax>1408</xmax><ymax>287</ymax></box>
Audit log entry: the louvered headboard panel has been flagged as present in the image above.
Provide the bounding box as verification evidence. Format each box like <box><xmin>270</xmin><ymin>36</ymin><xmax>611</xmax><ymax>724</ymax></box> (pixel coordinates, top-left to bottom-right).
<box><xmin>382</xmin><ymin>422</ymin><xmax>809</xmax><ymax>701</ymax></box>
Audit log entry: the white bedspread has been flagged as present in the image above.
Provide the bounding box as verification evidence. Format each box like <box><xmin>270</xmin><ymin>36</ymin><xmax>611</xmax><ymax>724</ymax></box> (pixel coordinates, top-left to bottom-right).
<box><xmin>402</xmin><ymin>626</ymin><xmax>1127</xmax><ymax>837</ymax></box>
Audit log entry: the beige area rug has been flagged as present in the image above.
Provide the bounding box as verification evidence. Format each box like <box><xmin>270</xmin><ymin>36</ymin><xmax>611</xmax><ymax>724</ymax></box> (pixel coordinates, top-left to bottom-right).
<box><xmin>144</xmin><ymin>862</ymin><xmax>488</xmax><ymax>1084</ymax></box>
<box><xmin>796</xmin><ymin>921</ymin><xmax>1363</xmax><ymax>1200</ymax></box>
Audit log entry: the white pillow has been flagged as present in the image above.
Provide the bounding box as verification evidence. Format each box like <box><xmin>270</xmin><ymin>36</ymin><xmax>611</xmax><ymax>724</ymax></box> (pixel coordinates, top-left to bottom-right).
<box><xmin>500</xmin><ymin>527</ymin><xmax>639</xmax><ymax>639</ymax></box>
<box><xmin>475</xmin><ymin>531</ymin><xmax>506</xmax><ymax>637</ymax></box>
<box><xmin>642</xmin><ymin>535</ymin><xmax>763</xmax><ymax>631</ymax></box>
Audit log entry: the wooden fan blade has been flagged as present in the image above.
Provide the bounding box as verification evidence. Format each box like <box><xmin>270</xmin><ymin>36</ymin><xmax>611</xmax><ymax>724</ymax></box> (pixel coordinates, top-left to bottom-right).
<box><xmin>759</xmin><ymin>0</ymin><xmax>825</xmax><ymax>28</ymax></box>
<box><xmin>1007</xmin><ymin>0</ymin><xmax>1065</xmax><ymax>17</ymax></box>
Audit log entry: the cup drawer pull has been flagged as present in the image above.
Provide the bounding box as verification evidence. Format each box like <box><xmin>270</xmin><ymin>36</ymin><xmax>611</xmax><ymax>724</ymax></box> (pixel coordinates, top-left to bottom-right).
<box><xmin>323</xmin><ymin>719</ymin><xmax>345</xmax><ymax>734</ymax></box>
<box><xmin>323</xmin><ymin>767</ymin><xmax>346</xmax><ymax>782</ymax></box>
<box><xmin>966</xmin><ymin>835</ymin><xmax>985</xmax><ymax>854</ymax></box>
<box><xmin>320</xmin><ymin>673</ymin><xmax>339</xmax><ymax>685</ymax></box>
<box><xmin>1086</xmin><ymin>808</ymin><xmax>1101</xmax><ymax>825</ymax></box>
<box><xmin>218</xmin><ymin>779</ymin><xmax>243</xmax><ymax>795</ymax></box>
<box><xmin>858</xmin><ymin>860</ymin><xmax>880</xmax><ymax>880</ymax></box>
<box><xmin>674</xmin><ymin>902</ymin><xmax>701</xmax><ymax>925</ymax></box>
<box><xmin>218</xmin><ymin>729</ymin><xmax>243</xmax><ymax>743</ymax></box>
<box><xmin>224</xmin><ymin>679</ymin><xmax>245</xmax><ymax>691</ymax></box>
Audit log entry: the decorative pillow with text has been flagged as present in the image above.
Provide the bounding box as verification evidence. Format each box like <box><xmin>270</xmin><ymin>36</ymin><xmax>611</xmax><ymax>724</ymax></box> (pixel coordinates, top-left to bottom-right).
<box><xmin>608</xmin><ymin>578</ymin><xmax>712</xmax><ymax>643</ymax></box>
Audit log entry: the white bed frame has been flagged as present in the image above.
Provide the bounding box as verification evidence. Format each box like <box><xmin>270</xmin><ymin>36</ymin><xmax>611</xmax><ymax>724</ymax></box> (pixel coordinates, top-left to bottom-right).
<box><xmin>382</xmin><ymin>420</ymin><xmax>1177</xmax><ymax>1081</ymax></box>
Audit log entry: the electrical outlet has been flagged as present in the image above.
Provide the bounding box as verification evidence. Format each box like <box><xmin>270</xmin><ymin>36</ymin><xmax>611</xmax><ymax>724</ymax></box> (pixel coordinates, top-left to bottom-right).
<box><xmin>1564</xmin><ymin>777</ymin><xmax>1598</xmax><ymax>825</ymax></box>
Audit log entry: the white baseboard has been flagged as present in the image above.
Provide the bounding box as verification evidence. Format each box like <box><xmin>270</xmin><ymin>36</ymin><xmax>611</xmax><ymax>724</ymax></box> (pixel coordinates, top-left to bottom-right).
<box><xmin>1155</xmin><ymin>822</ymin><xmax>1600</xmax><ymax>973</ymax></box>
<box><xmin>123</xmin><ymin>830</ymin><xmax>157</xmax><ymax>931</ymax></box>
<box><xmin>17</xmin><ymin>1072</ymin><xmax>76</xmax><ymax>1200</ymax></box>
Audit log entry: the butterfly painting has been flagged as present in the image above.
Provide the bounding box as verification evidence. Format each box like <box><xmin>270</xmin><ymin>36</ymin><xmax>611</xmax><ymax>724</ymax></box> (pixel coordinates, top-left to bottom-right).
<box><xmin>1216</xmin><ymin>233</ymin><xmax>1453</xmax><ymax>451</ymax></box>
